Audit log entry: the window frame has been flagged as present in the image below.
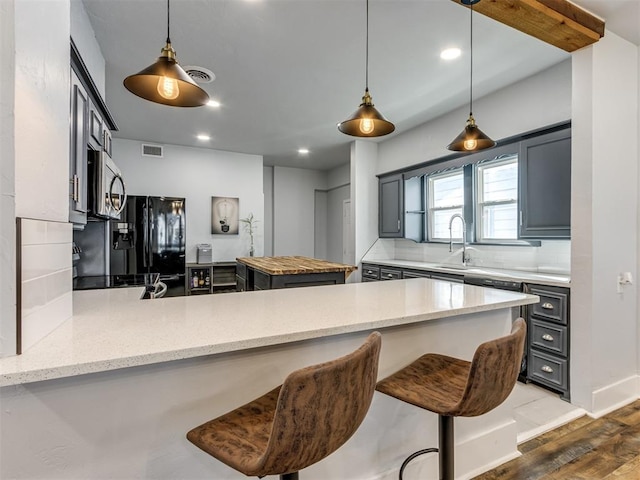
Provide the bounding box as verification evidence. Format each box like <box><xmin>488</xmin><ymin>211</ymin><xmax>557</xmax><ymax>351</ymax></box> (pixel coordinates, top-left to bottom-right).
<box><xmin>426</xmin><ymin>168</ymin><xmax>465</xmax><ymax>242</ymax></box>
<box><xmin>475</xmin><ymin>155</ymin><xmax>519</xmax><ymax>243</ymax></box>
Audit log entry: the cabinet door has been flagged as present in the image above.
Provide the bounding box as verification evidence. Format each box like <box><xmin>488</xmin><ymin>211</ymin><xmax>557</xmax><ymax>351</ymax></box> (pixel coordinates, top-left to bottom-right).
<box><xmin>88</xmin><ymin>100</ymin><xmax>104</xmax><ymax>151</ymax></box>
<box><xmin>404</xmin><ymin>175</ymin><xmax>425</xmax><ymax>242</ymax></box>
<box><xmin>69</xmin><ymin>70</ymin><xmax>89</xmax><ymax>225</ymax></box>
<box><xmin>379</xmin><ymin>174</ymin><xmax>404</xmax><ymax>238</ymax></box>
<box><xmin>519</xmin><ymin>129</ymin><xmax>571</xmax><ymax>238</ymax></box>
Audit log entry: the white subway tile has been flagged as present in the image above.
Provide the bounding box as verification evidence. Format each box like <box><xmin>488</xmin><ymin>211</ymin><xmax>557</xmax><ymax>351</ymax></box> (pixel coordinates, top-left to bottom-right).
<box><xmin>47</xmin><ymin>268</ymin><xmax>72</xmax><ymax>302</ymax></box>
<box><xmin>20</xmin><ymin>292</ymin><xmax>72</xmax><ymax>352</ymax></box>
<box><xmin>20</xmin><ymin>218</ymin><xmax>47</xmax><ymax>246</ymax></box>
<box><xmin>46</xmin><ymin>221</ymin><xmax>72</xmax><ymax>244</ymax></box>
<box><xmin>21</xmin><ymin>243</ymin><xmax>71</xmax><ymax>281</ymax></box>
<box><xmin>20</xmin><ymin>276</ymin><xmax>48</xmax><ymax>318</ymax></box>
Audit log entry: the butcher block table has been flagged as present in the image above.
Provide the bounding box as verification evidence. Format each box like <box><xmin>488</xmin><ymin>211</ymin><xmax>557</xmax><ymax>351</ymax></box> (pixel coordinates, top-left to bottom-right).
<box><xmin>236</xmin><ymin>256</ymin><xmax>357</xmax><ymax>291</ymax></box>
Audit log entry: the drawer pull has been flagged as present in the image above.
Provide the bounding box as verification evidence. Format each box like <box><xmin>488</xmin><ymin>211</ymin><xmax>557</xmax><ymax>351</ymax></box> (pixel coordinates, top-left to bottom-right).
<box><xmin>541</xmin><ymin>302</ymin><xmax>554</xmax><ymax>310</ymax></box>
<box><xmin>541</xmin><ymin>365</ymin><xmax>554</xmax><ymax>373</ymax></box>
<box><xmin>386</xmin><ymin>273</ymin><xmax>393</xmax><ymax>278</ymax></box>
<box><xmin>542</xmin><ymin>334</ymin><xmax>554</xmax><ymax>342</ymax></box>
<box><xmin>367</xmin><ymin>270</ymin><xmax>373</xmax><ymax>274</ymax></box>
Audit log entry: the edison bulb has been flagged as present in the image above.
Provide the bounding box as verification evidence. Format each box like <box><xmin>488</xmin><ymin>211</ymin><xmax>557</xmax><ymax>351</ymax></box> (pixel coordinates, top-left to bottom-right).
<box><xmin>359</xmin><ymin>118</ymin><xmax>375</xmax><ymax>135</ymax></box>
<box><xmin>463</xmin><ymin>139</ymin><xmax>477</xmax><ymax>150</ymax></box>
<box><xmin>157</xmin><ymin>76</ymin><xmax>179</xmax><ymax>100</ymax></box>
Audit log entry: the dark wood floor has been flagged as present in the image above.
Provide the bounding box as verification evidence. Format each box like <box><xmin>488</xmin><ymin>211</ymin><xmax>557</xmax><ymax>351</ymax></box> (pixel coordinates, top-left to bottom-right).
<box><xmin>474</xmin><ymin>399</ymin><xmax>640</xmax><ymax>480</ymax></box>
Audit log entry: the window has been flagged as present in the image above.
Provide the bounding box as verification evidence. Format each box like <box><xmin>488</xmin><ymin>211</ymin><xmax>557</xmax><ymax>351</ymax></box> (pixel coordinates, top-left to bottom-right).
<box><xmin>476</xmin><ymin>156</ymin><xmax>518</xmax><ymax>241</ymax></box>
<box><xmin>427</xmin><ymin>169</ymin><xmax>464</xmax><ymax>241</ymax></box>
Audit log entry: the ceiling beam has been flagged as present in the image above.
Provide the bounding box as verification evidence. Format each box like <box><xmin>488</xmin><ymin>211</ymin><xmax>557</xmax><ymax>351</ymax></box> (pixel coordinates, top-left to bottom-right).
<box><xmin>452</xmin><ymin>0</ymin><xmax>605</xmax><ymax>52</ymax></box>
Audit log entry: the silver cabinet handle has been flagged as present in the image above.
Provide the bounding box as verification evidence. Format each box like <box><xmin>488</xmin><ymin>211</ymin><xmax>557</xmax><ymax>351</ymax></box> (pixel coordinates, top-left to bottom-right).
<box><xmin>71</xmin><ymin>175</ymin><xmax>79</xmax><ymax>202</ymax></box>
<box><xmin>386</xmin><ymin>273</ymin><xmax>393</xmax><ymax>278</ymax></box>
<box><xmin>397</xmin><ymin>219</ymin><xmax>401</xmax><ymax>231</ymax></box>
<box><xmin>541</xmin><ymin>302</ymin><xmax>554</xmax><ymax>310</ymax></box>
<box><xmin>367</xmin><ymin>270</ymin><xmax>373</xmax><ymax>274</ymax></box>
<box><xmin>542</xmin><ymin>334</ymin><xmax>554</xmax><ymax>342</ymax></box>
<box><xmin>541</xmin><ymin>365</ymin><xmax>554</xmax><ymax>373</ymax></box>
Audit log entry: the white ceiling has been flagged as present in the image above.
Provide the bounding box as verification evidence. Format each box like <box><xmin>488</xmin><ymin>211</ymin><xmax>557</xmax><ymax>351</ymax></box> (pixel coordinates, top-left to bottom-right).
<box><xmin>82</xmin><ymin>0</ymin><xmax>640</xmax><ymax>171</ymax></box>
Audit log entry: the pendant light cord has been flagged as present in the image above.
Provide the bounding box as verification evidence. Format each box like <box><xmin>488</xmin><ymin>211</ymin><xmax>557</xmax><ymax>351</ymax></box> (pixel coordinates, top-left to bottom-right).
<box><xmin>469</xmin><ymin>2</ymin><xmax>473</xmax><ymax>117</ymax></box>
<box><xmin>166</xmin><ymin>0</ymin><xmax>171</xmax><ymax>44</ymax></box>
<box><xmin>365</xmin><ymin>0</ymin><xmax>369</xmax><ymax>90</ymax></box>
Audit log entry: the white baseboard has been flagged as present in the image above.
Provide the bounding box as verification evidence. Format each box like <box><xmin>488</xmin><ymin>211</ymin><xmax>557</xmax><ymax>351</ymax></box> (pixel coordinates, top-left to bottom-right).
<box><xmin>589</xmin><ymin>375</ymin><xmax>640</xmax><ymax>418</ymax></box>
<box><xmin>370</xmin><ymin>420</ymin><xmax>519</xmax><ymax>480</ymax></box>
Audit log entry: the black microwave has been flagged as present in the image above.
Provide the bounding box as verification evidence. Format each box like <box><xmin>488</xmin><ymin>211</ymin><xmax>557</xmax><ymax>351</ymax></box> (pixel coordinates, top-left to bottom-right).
<box><xmin>88</xmin><ymin>150</ymin><xmax>127</xmax><ymax>220</ymax></box>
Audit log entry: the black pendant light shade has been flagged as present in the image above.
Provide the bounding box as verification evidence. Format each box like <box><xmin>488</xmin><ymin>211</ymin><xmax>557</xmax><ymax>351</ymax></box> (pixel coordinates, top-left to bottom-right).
<box><xmin>338</xmin><ymin>0</ymin><xmax>395</xmax><ymax>138</ymax></box>
<box><xmin>447</xmin><ymin>0</ymin><xmax>495</xmax><ymax>152</ymax></box>
<box><xmin>123</xmin><ymin>1</ymin><xmax>209</xmax><ymax>107</ymax></box>
<box><xmin>338</xmin><ymin>88</ymin><xmax>395</xmax><ymax>137</ymax></box>
<box><xmin>447</xmin><ymin>114</ymin><xmax>495</xmax><ymax>151</ymax></box>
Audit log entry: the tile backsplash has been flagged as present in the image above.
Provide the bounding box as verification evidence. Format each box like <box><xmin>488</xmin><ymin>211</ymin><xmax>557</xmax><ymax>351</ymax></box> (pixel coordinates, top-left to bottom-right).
<box><xmin>364</xmin><ymin>238</ymin><xmax>570</xmax><ymax>275</ymax></box>
<box><xmin>19</xmin><ymin>218</ymin><xmax>72</xmax><ymax>352</ymax></box>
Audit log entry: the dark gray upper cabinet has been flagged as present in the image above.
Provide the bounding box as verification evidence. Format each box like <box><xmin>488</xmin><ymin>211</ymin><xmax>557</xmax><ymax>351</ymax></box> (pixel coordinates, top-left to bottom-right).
<box><xmin>519</xmin><ymin>128</ymin><xmax>571</xmax><ymax>239</ymax></box>
<box><xmin>69</xmin><ymin>69</ymin><xmax>89</xmax><ymax>225</ymax></box>
<box><xmin>379</xmin><ymin>173</ymin><xmax>404</xmax><ymax>238</ymax></box>
<box><xmin>404</xmin><ymin>175</ymin><xmax>425</xmax><ymax>242</ymax></box>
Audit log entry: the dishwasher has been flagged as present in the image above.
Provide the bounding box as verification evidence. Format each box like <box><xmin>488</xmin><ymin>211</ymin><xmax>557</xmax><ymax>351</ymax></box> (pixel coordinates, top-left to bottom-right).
<box><xmin>464</xmin><ymin>275</ymin><xmax>528</xmax><ymax>382</ymax></box>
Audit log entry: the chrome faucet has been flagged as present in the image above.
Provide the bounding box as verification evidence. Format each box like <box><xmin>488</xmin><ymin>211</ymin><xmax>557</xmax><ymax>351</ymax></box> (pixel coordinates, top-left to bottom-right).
<box><xmin>449</xmin><ymin>214</ymin><xmax>469</xmax><ymax>266</ymax></box>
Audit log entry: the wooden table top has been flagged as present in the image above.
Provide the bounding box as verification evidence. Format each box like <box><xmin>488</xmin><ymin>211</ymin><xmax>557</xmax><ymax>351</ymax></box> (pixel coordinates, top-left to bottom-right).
<box><xmin>236</xmin><ymin>256</ymin><xmax>357</xmax><ymax>276</ymax></box>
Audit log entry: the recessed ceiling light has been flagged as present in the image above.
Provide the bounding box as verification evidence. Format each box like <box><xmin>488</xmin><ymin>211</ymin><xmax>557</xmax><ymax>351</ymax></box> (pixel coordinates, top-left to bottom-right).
<box><xmin>197</xmin><ymin>134</ymin><xmax>211</xmax><ymax>141</ymax></box>
<box><xmin>207</xmin><ymin>99</ymin><xmax>221</xmax><ymax>108</ymax></box>
<box><xmin>440</xmin><ymin>48</ymin><xmax>462</xmax><ymax>60</ymax></box>
<box><xmin>298</xmin><ymin>148</ymin><xmax>310</xmax><ymax>155</ymax></box>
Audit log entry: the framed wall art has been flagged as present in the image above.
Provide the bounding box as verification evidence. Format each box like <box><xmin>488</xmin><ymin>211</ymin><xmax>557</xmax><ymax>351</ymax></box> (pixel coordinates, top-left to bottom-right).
<box><xmin>211</xmin><ymin>196</ymin><xmax>239</xmax><ymax>234</ymax></box>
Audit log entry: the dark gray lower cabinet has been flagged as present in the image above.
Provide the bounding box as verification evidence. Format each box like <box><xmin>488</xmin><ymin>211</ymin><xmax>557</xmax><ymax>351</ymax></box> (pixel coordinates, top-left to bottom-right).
<box><xmin>525</xmin><ymin>283</ymin><xmax>570</xmax><ymax>400</ymax></box>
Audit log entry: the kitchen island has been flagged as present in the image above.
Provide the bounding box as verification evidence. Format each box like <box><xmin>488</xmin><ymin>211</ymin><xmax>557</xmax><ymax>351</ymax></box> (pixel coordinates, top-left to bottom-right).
<box><xmin>0</xmin><ymin>279</ymin><xmax>537</xmax><ymax>479</ymax></box>
<box><xmin>236</xmin><ymin>255</ymin><xmax>357</xmax><ymax>291</ymax></box>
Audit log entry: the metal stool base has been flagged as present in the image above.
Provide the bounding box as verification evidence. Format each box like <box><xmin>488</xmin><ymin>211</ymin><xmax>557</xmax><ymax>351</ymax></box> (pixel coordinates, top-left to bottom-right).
<box><xmin>398</xmin><ymin>415</ymin><xmax>454</xmax><ymax>480</ymax></box>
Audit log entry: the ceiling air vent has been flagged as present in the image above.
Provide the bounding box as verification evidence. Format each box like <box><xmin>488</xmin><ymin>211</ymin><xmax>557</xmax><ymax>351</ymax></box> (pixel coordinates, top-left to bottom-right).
<box><xmin>141</xmin><ymin>144</ymin><xmax>163</xmax><ymax>158</ymax></box>
<box><xmin>183</xmin><ymin>66</ymin><xmax>216</xmax><ymax>84</ymax></box>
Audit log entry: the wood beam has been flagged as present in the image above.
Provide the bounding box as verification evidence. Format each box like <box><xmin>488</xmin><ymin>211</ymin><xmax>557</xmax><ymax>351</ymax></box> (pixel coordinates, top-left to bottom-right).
<box><xmin>451</xmin><ymin>0</ymin><xmax>605</xmax><ymax>52</ymax></box>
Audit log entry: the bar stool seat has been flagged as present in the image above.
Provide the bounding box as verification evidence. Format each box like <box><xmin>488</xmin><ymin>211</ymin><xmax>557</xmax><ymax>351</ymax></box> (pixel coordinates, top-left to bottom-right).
<box><xmin>187</xmin><ymin>332</ymin><xmax>382</xmax><ymax>479</ymax></box>
<box><xmin>376</xmin><ymin>318</ymin><xmax>526</xmax><ymax>480</ymax></box>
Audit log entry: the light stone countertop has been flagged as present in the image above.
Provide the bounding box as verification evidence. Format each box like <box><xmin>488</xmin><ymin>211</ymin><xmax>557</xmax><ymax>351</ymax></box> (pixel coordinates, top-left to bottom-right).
<box><xmin>363</xmin><ymin>259</ymin><xmax>570</xmax><ymax>287</ymax></box>
<box><xmin>0</xmin><ymin>279</ymin><xmax>538</xmax><ymax>387</ymax></box>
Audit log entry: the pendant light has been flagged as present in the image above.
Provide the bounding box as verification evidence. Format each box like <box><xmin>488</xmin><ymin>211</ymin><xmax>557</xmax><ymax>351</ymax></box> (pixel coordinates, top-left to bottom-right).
<box><xmin>123</xmin><ymin>0</ymin><xmax>209</xmax><ymax>107</ymax></box>
<box><xmin>338</xmin><ymin>0</ymin><xmax>395</xmax><ymax>137</ymax></box>
<box><xmin>447</xmin><ymin>0</ymin><xmax>495</xmax><ymax>152</ymax></box>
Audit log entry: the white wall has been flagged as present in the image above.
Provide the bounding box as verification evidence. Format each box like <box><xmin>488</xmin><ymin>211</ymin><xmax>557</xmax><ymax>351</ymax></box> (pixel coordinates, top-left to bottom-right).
<box><xmin>263</xmin><ymin>166</ymin><xmax>274</xmax><ymax>256</ymax></box>
<box><xmin>0</xmin><ymin>0</ymin><xmax>17</xmax><ymax>357</ymax></box>
<box><xmin>377</xmin><ymin>60</ymin><xmax>572</xmax><ymax>175</ymax></box>
<box><xmin>314</xmin><ymin>190</ymin><xmax>328</xmax><ymax>259</ymax></box>
<box><xmin>571</xmin><ymin>33</ymin><xmax>639</xmax><ymax>414</ymax></box>
<box><xmin>14</xmin><ymin>0</ymin><xmax>70</xmax><ymax>222</ymax></box>
<box><xmin>273</xmin><ymin>166</ymin><xmax>327</xmax><ymax>256</ymax></box>
<box><xmin>70</xmin><ymin>0</ymin><xmax>105</xmax><ymax>98</ymax></box>
<box><xmin>114</xmin><ymin>139</ymin><xmax>264</xmax><ymax>262</ymax></box>
<box><xmin>4</xmin><ymin>0</ymin><xmax>72</xmax><ymax>356</ymax></box>
<box><xmin>351</xmin><ymin>141</ymin><xmax>379</xmax><ymax>277</ymax></box>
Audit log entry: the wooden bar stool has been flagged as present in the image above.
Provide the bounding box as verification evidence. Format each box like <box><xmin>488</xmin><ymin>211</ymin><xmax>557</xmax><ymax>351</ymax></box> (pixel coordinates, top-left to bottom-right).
<box><xmin>376</xmin><ymin>318</ymin><xmax>526</xmax><ymax>480</ymax></box>
<box><xmin>186</xmin><ymin>332</ymin><xmax>382</xmax><ymax>479</ymax></box>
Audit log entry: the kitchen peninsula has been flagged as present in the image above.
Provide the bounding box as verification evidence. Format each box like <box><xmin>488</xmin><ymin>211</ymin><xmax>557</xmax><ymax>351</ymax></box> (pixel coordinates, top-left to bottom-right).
<box><xmin>236</xmin><ymin>255</ymin><xmax>357</xmax><ymax>291</ymax></box>
<box><xmin>0</xmin><ymin>279</ymin><xmax>537</xmax><ymax>479</ymax></box>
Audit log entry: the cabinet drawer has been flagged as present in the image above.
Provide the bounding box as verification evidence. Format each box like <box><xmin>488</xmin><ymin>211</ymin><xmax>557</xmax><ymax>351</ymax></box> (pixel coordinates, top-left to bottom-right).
<box><xmin>236</xmin><ymin>262</ymin><xmax>247</xmax><ymax>277</ymax></box>
<box><xmin>530</xmin><ymin>351</ymin><xmax>568</xmax><ymax>391</ymax></box>
<box><xmin>380</xmin><ymin>268</ymin><xmax>402</xmax><ymax>281</ymax></box>
<box><xmin>530</xmin><ymin>320</ymin><xmax>568</xmax><ymax>357</ymax></box>
<box><xmin>530</xmin><ymin>287</ymin><xmax>568</xmax><ymax>324</ymax></box>
<box><xmin>402</xmin><ymin>270</ymin><xmax>430</xmax><ymax>279</ymax></box>
<box><xmin>361</xmin><ymin>264</ymin><xmax>380</xmax><ymax>280</ymax></box>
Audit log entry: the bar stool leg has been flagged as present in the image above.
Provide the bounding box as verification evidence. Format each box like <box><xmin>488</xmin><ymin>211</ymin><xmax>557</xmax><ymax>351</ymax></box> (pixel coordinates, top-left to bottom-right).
<box><xmin>439</xmin><ymin>415</ymin><xmax>454</xmax><ymax>480</ymax></box>
<box><xmin>280</xmin><ymin>472</ymin><xmax>299</xmax><ymax>480</ymax></box>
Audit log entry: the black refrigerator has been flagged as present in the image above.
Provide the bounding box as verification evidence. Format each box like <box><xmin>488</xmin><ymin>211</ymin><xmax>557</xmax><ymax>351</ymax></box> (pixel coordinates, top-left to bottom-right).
<box><xmin>110</xmin><ymin>195</ymin><xmax>186</xmax><ymax>297</ymax></box>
